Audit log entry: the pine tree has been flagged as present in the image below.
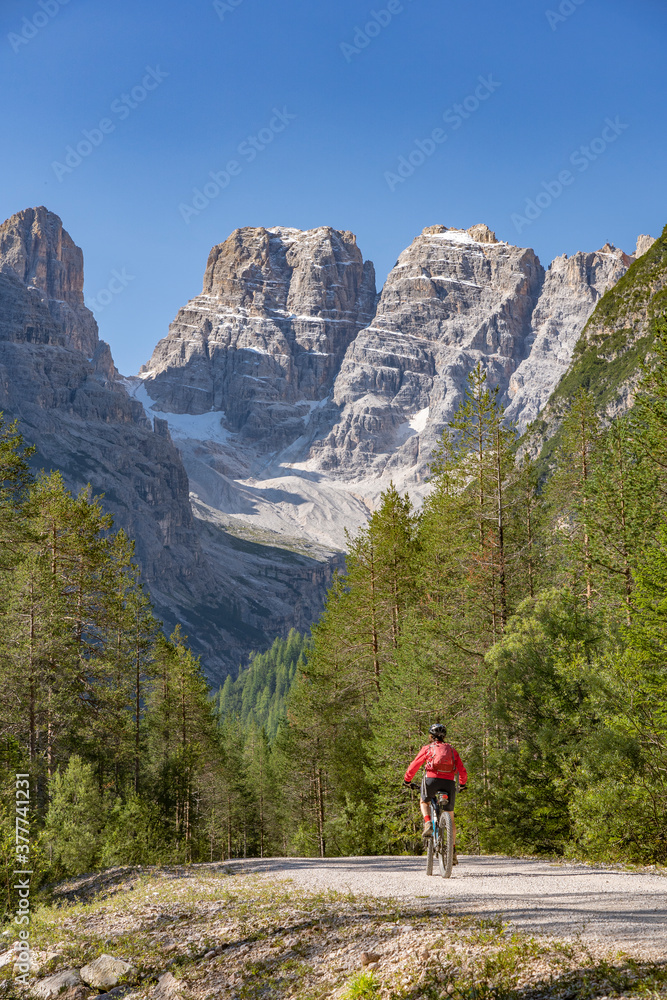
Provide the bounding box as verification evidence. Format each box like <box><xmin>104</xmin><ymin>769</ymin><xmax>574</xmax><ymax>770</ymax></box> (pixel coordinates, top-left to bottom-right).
<box><xmin>634</xmin><ymin>316</ymin><xmax>667</xmax><ymax>504</ymax></box>
<box><xmin>543</xmin><ymin>389</ymin><xmax>600</xmax><ymax>604</ymax></box>
<box><xmin>217</xmin><ymin>715</ymin><xmax>248</xmax><ymax>858</ymax></box>
<box><xmin>145</xmin><ymin>629</ymin><xmax>219</xmax><ymax>859</ymax></box>
<box><xmin>0</xmin><ymin>415</ymin><xmax>35</xmax><ymax>572</ymax></box>
<box><xmin>242</xmin><ymin>725</ymin><xmax>275</xmax><ymax>857</ymax></box>
<box><xmin>585</xmin><ymin>419</ymin><xmax>657</xmax><ymax>623</ymax></box>
<box><xmin>43</xmin><ymin>756</ymin><xmax>103</xmax><ymax>874</ymax></box>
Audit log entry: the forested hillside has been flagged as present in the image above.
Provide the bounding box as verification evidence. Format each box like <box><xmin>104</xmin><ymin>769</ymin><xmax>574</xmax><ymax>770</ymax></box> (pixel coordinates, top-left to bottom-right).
<box><xmin>215</xmin><ymin>631</ymin><xmax>308</xmax><ymax>739</ymax></box>
<box><xmin>217</xmin><ymin>316</ymin><xmax>667</xmax><ymax>863</ymax></box>
<box><xmin>527</xmin><ymin>223</ymin><xmax>667</xmax><ymax>473</ymax></box>
<box><xmin>243</xmin><ymin>323</ymin><xmax>667</xmax><ymax>862</ymax></box>
<box><xmin>0</xmin><ymin>423</ymin><xmax>253</xmax><ymax>918</ymax></box>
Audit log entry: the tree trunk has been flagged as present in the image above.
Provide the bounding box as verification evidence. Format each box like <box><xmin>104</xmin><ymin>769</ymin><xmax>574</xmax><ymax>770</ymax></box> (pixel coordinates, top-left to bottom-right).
<box><xmin>496</xmin><ymin>425</ymin><xmax>507</xmax><ymax>630</ymax></box>
<box><xmin>135</xmin><ymin>631</ymin><xmax>141</xmax><ymax>793</ymax></box>
<box><xmin>316</xmin><ymin>768</ymin><xmax>326</xmax><ymax>858</ymax></box>
<box><xmin>369</xmin><ymin>543</ymin><xmax>380</xmax><ymax>693</ymax></box>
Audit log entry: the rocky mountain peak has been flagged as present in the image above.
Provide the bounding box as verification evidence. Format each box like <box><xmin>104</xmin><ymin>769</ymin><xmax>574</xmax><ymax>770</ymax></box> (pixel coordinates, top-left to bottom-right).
<box><xmin>467</xmin><ymin>223</ymin><xmax>498</xmax><ymax>244</ymax></box>
<box><xmin>308</xmin><ymin>223</ymin><xmax>543</xmax><ymax>486</ymax></box>
<box><xmin>140</xmin><ymin>225</ymin><xmax>377</xmax><ymax>437</ymax></box>
<box><xmin>0</xmin><ymin>206</ymin><xmax>101</xmax><ymax>360</ymax></box>
<box><xmin>597</xmin><ymin>243</ymin><xmax>634</xmax><ymax>268</ymax></box>
<box><xmin>636</xmin><ymin>234</ymin><xmax>657</xmax><ymax>258</ymax></box>
<box><xmin>200</xmin><ymin>225</ymin><xmax>373</xmax><ymax>319</ymax></box>
<box><xmin>0</xmin><ymin>206</ymin><xmax>81</xmax><ymax>304</ymax></box>
<box><xmin>420</xmin><ymin>223</ymin><xmax>498</xmax><ymax>244</ymax></box>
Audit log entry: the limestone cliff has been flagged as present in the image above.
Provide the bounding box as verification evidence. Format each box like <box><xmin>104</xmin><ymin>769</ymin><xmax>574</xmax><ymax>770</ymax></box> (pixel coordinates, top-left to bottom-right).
<box><xmin>141</xmin><ymin>226</ymin><xmax>376</xmax><ymax>447</ymax></box>
<box><xmin>311</xmin><ymin>225</ymin><xmax>543</xmax><ymax>485</ymax></box>
<box><xmin>0</xmin><ymin>208</ymin><xmax>211</xmax><ymax>602</ymax></box>
<box><xmin>135</xmin><ymin>225</ymin><xmax>547</xmax><ymax>551</ymax></box>
<box><xmin>505</xmin><ymin>245</ymin><xmax>632</xmax><ymax>433</ymax></box>
<box><xmin>0</xmin><ymin>207</ymin><xmax>106</xmax><ymax>365</ymax></box>
<box><xmin>136</xmin><ymin>223</ymin><xmax>641</xmax><ymax>557</ymax></box>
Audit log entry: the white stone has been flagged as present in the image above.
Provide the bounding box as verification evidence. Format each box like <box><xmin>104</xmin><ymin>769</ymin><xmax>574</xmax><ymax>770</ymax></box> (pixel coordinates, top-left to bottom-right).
<box><xmin>156</xmin><ymin>971</ymin><xmax>182</xmax><ymax>996</ymax></box>
<box><xmin>79</xmin><ymin>954</ymin><xmax>135</xmax><ymax>990</ymax></box>
<box><xmin>33</xmin><ymin>969</ymin><xmax>81</xmax><ymax>998</ymax></box>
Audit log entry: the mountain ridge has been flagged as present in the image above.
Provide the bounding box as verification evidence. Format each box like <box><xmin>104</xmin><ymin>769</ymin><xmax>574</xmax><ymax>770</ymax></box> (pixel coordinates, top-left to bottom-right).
<box><xmin>136</xmin><ymin>221</ymin><xmax>640</xmax><ymax>553</ymax></box>
<box><xmin>0</xmin><ymin>204</ymin><xmax>658</xmax><ymax>681</ymax></box>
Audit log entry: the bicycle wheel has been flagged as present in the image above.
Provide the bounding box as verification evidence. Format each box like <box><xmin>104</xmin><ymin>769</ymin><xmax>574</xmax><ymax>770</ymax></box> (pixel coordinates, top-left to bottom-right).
<box><xmin>438</xmin><ymin>810</ymin><xmax>454</xmax><ymax>878</ymax></box>
<box><xmin>425</xmin><ymin>803</ymin><xmax>436</xmax><ymax>876</ymax></box>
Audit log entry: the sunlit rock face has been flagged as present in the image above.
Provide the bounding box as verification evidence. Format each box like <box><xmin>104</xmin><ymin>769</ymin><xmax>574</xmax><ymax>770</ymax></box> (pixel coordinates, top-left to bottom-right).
<box><xmin>140</xmin><ymin>226</ymin><xmax>377</xmax><ymax>448</ymax></box>
<box><xmin>505</xmin><ymin>244</ymin><xmax>632</xmax><ymax>433</ymax></box>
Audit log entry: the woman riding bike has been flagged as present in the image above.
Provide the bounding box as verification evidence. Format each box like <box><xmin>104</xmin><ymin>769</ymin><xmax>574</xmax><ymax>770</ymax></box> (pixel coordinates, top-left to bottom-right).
<box><xmin>403</xmin><ymin>723</ymin><xmax>467</xmax><ymax>865</ymax></box>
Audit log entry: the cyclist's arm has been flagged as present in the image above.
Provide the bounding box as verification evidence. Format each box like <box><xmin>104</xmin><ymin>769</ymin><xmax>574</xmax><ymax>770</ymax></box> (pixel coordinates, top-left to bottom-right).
<box><xmin>404</xmin><ymin>746</ymin><xmax>428</xmax><ymax>783</ymax></box>
<box><xmin>453</xmin><ymin>748</ymin><xmax>468</xmax><ymax>785</ymax></box>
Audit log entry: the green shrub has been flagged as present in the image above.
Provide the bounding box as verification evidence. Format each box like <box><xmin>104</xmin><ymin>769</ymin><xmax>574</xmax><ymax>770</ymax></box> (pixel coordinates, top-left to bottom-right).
<box><xmin>99</xmin><ymin>793</ymin><xmax>169</xmax><ymax>867</ymax></box>
<box><xmin>569</xmin><ymin>776</ymin><xmax>667</xmax><ymax>864</ymax></box>
<box><xmin>43</xmin><ymin>756</ymin><xmax>103</xmax><ymax>875</ymax></box>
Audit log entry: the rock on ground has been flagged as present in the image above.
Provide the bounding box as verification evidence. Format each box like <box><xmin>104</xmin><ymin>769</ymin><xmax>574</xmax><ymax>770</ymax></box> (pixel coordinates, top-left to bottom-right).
<box><xmin>32</xmin><ymin>969</ymin><xmax>81</xmax><ymax>999</ymax></box>
<box><xmin>79</xmin><ymin>954</ymin><xmax>135</xmax><ymax>990</ymax></box>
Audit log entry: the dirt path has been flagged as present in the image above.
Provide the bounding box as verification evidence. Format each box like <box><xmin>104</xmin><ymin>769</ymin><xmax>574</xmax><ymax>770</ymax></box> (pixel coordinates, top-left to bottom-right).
<box><xmin>223</xmin><ymin>855</ymin><xmax>667</xmax><ymax>959</ymax></box>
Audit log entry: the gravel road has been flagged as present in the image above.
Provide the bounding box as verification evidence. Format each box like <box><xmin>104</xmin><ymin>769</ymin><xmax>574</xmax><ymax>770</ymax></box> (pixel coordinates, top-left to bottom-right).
<box><xmin>225</xmin><ymin>856</ymin><xmax>667</xmax><ymax>959</ymax></box>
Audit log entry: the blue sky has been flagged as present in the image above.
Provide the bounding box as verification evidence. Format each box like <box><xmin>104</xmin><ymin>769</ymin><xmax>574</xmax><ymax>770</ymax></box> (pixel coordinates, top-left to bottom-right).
<box><xmin>1</xmin><ymin>0</ymin><xmax>665</xmax><ymax>374</ymax></box>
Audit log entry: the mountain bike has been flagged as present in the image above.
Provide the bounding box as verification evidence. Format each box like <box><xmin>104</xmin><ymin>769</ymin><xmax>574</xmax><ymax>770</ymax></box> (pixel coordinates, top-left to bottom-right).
<box><xmin>408</xmin><ymin>781</ymin><xmax>454</xmax><ymax>878</ymax></box>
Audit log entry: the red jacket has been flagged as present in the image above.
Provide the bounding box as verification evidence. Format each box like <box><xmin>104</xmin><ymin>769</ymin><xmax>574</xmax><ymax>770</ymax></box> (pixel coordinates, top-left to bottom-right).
<box><xmin>404</xmin><ymin>742</ymin><xmax>467</xmax><ymax>784</ymax></box>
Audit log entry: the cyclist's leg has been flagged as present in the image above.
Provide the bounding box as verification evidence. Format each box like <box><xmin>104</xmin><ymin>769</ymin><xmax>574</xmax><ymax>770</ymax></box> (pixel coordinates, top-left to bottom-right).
<box><xmin>421</xmin><ymin>777</ymin><xmax>434</xmax><ymax>837</ymax></box>
<box><xmin>437</xmin><ymin>779</ymin><xmax>457</xmax><ymax>845</ymax></box>
<box><xmin>442</xmin><ymin>781</ymin><xmax>458</xmax><ymax>860</ymax></box>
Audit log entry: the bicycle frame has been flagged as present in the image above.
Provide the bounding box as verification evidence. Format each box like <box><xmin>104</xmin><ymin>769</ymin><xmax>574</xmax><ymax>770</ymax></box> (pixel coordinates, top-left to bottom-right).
<box><xmin>428</xmin><ymin>790</ymin><xmax>454</xmax><ymax>878</ymax></box>
<box><xmin>429</xmin><ymin>791</ymin><xmax>449</xmax><ymax>837</ymax></box>
<box><xmin>405</xmin><ymin>779</ymin><xmax>454</xmax><ymax>878</ymax></box>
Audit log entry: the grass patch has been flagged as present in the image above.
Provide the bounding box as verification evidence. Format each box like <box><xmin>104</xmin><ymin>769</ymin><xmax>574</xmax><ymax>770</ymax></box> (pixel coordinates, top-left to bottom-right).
<box><xmin>342</xmin><ymin>970</ymin><xmax>381</xmax><ymax>1000</ymax></box>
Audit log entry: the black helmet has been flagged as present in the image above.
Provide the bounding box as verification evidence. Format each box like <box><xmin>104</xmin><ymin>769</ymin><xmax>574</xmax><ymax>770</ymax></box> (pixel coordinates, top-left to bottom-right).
<box><xmin>429</xmin><ymin>723</ymin><xmax>447</xmax><ymax>741</ymax></box>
